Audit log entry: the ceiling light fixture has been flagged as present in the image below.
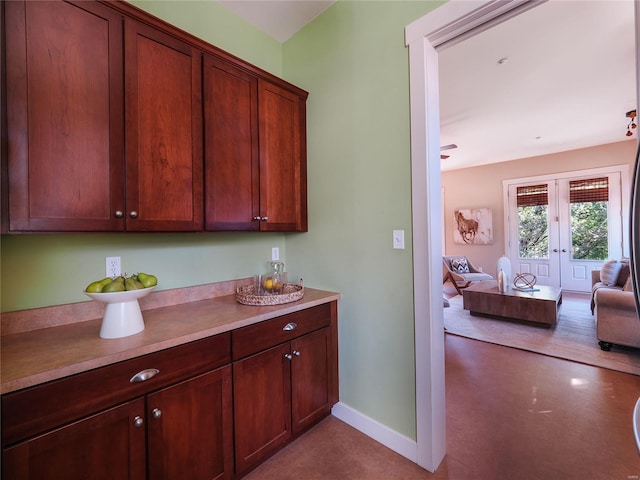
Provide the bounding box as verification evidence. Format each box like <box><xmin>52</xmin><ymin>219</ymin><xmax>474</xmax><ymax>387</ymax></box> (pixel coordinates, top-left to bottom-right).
<box><xmin>626</xmin><ymin>109</ymin><xmax>637</xmax><ymax>137</ymax></box>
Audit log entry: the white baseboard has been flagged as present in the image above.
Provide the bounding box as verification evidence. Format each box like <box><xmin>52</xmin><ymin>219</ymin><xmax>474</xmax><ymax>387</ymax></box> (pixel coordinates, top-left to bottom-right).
<box><xmin>331</xmin><ymin>402</ymin><xmax>418</xmax><ymax>463</ymax></box>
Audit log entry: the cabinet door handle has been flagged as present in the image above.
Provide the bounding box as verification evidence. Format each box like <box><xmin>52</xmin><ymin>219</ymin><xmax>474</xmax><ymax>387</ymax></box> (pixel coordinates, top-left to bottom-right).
<box><xmin>130</xmin><ymin>368</ymin><xmax>160</xmax><ymax>383</ymax></box>
<box><xmin>283</xmin><ymin>322</ymin><xmax>297</xmax><ymax>331</ymax></box>
<box><xmin>261</xmin><ymin>216</ymin><xmax>268</xmax><ymax>221</ymax></box>
<box><xmin>292</xmin><ymin>350</ymin><xmax>301</xmax><ymax>356</ymax></box>
<box><xmin>133</xmin><ymin>416</ymin><xmax>144</xmax><ymax>428</ymax></box>
<box><xmin>253</xmin><ymin>216</ymin><xmax>261</xmax><ymax>221</ymax></box>
<box><xmin>129</xmin><ymin>211</ymin><xmax>138</xmax><ymax>218</ymax></box>
<box><xmin>152</xmin><ymin>408</ymin><xmax>162</xmax><ymax>419</ymax></box>
<box><xmin>114</xmin><ymin>210</ymin><xmax>124</xmax><ymax>218</ymax></box>
<box><xmin>284</xmin><ymin>353</ymin><xmax>293</xmax><ymax>360</ymax></box>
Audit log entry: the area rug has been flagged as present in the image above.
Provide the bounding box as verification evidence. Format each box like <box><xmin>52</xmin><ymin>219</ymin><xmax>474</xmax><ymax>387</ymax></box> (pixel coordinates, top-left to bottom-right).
<box><xmin>443</xmin><ymin>292</ymin><xmax>640</xmax><ymax>376</ymax></box>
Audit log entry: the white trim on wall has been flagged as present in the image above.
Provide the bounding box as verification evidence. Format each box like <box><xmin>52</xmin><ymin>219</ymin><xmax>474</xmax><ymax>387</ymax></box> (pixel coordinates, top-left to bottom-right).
<box><xmin>332</xmin><ymin>403</ymin><xmax>418</xmax><ymax>462</ymax></box>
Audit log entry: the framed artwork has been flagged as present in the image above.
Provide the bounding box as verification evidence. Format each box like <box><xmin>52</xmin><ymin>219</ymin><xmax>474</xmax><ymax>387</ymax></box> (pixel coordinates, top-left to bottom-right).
<box><xmin>453</xmin><ymin>208</ymin><xmax>493</xmax><ymax>245</ymax></box>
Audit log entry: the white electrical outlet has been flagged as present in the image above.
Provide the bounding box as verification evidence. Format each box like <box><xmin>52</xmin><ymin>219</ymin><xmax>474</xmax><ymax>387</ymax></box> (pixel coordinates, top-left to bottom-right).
<box><xmin>272</xmin><ymin>247</ymin><xmax>280</xmax><ymax>261</ymax></box>
<box><xmin>106</xmin><ymin>256</ymin><xmax>121</xmax><ymax>278</ymax></box>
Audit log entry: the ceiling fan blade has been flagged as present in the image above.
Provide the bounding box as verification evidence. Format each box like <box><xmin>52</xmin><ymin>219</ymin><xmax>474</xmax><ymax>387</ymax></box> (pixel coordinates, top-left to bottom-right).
<box><xmin>440</xmin><ymin>144</ymin><xmax>457</xmax><ymax>151</ymax></box>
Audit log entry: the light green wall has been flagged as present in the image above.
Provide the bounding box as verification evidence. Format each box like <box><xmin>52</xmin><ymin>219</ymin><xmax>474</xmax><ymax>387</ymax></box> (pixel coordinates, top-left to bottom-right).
<box><xmin>1</xmin><ymin>233</ymin><xmax>285</xmax><ymax>311</ymax></box>
<box><xmin>283</xmin><ymin>1</ymin><xmax>442</xmax><ymax>439</ymax></box>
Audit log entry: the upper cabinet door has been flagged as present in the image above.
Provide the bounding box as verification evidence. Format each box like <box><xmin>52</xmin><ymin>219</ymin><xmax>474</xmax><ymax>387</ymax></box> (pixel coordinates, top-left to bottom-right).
<box><xmin>258</xmin><ymin>80</ymin><xmax>308</xmax><ymax>232</ymax></box>
<box><xmin>124</xmin><ymin>20</ymin><xmax>203</xmax><ymax>232</ymax></box>
<box><xmin>5</xmin><ymin>1</ymin><xmax>125</xmax><ymax>232</ymax></box>
<box><xmin>203</xmin><ymin>56</ymin><xmax>260</xmax><ymax>231</ymax></box>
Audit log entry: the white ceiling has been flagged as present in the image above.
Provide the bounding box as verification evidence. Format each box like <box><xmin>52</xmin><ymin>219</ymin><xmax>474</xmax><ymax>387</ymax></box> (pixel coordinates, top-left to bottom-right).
<box><xmin>438</xmin><ymin>0</ymin><xmax>637</xmax><ymax>171</ymax></box>
<box><xmin>215</xmin><ymin>0</ymin><xmax>336</xmax><ymax>43</ymax></box>
<box><xmin>214</xmin><ymin>0</ymin><xmax>637</xmax><ymax>171</ymax></box>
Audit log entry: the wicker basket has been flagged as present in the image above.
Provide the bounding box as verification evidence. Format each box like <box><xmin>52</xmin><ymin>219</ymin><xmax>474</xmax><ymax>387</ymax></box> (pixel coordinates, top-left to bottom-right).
<box><xmin>236</xmin><ymin>282</ymin><xmax>304</xmax><ymax>306</ymax></box>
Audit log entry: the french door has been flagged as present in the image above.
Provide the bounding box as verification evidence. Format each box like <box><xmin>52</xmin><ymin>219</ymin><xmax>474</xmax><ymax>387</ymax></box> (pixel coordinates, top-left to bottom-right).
<box><xmin>506</xmin><ymin>170</ymin><xmax>625</xmax><ymax>292</ymax></box>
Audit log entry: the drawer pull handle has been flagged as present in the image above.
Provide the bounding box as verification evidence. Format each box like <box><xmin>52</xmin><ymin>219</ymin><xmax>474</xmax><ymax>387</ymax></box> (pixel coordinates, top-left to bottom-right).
<box><xmin>133</xmin><ymin>416</ymin><xmax>144</xmax><ymax>428</ymax></box>
<box><xmin>283</xmin><ymin>322</ymin><xmax>297</xmax><ymax>331</ymax></box>
<box><xmin>152</xmin><ymin>408</ymin><xmax>162</xmax><ymax>419</ymax></box>
<box><xmin>284</xmin><ymin>353</ymin><xmax>293</xmax><ymax>360</ymax></box>
<box><xmin>130</xmin><ymin>368</ymin><xmax>160</xmax><ymax>383</ymax></box>
<box><xmin>293</xmin><ymin>350</ymin><xmax>301</xmax><ymax>356</ymax></box>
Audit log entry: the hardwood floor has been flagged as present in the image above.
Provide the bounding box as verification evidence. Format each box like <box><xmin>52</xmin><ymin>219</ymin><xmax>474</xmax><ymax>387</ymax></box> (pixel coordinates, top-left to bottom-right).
<box><xmin>243</xmin><ymin>335</ymin><xmax>640</xmax><ymax>479</ymax></box>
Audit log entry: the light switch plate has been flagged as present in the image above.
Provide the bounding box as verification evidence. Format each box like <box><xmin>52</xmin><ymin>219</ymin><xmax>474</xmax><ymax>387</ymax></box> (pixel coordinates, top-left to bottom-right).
<box><xmin>393</xmin><ymin>230</ymin><xmax>405</xmax><ymax>249</ymax></box>
<box><xmin>272</xmin><ymin>247</ymin><xmax>280</xmax><ymax>261</ymax></box>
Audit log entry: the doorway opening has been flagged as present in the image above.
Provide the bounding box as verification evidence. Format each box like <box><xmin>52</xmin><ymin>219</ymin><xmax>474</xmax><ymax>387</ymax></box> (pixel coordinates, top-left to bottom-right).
<box><xmin>406</xmin><ymin>0</ymin><xmax>639</xmax><ymax>473</ymax></box>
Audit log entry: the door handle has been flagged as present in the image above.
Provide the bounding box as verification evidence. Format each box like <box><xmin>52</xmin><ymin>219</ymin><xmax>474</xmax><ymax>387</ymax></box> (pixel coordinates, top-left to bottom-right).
<box><xmin>552</xmin><ymin>248</ymin><xmax>559</xmax><ymax>252</ymax></box>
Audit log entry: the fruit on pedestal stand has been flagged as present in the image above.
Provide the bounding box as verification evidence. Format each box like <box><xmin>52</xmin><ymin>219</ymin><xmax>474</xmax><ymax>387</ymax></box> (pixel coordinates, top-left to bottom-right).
<box><xmin>85</xmin><ymin>272</ymin><xmax>159</xmax><ymax>293</ymax></box>
<box><xmin>102</xmin><ymin>276</ymin><xmax>126</xmax><ymax>292</ymax></box>
<box><xmin>125</xmin><ymin>276</ymin><xmax>145</xmax><ymax>290</ymax></box>
<box><xmin>137</xmin><ymin>272</ymin><xmax>158</xmax><ymax>288</ymax></box>
<box><xmin>85</xmin><ymin>277</ymin><xmax>112</xmax><ymax>293</ymax></box>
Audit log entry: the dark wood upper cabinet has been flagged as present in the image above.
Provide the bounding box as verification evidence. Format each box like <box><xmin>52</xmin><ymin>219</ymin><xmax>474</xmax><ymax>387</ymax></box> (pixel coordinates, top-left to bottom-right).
<box><xmin>2</xmin><ymin>0</ymin><xmax>306</xmax><ymax>233</ymax></box>
<box><xmin>203</xmin><ymin>55</ymin><xmax>260</xmax><ymax>231</ymax></box>
<box><xmin>4</xmin><ymin>0</ymin><xmax>125</xmax><ymax>232</ymax></box>
<box><xmin>258</xmin><ymin>79</ymin><xmax>308</xmax><ymax>232</ymax></box>
<box><xmin>124</xmin><ymin>19</ymin><xmax>203</xmax><ymax>232</ymax></box>
<box><xmin>203</xmin><ymin>57</ymin><xmax>308</xmax><ymax>232</ymax></box>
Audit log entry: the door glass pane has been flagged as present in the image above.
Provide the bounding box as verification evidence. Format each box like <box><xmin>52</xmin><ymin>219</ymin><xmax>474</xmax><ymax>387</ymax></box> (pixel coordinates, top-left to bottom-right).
<box><xmin>569</xmin><ymin>177</ymin><xmax>609</xmax><ymax>260</ymax></box>
<box><xmin>516</xmin><ymin>184</ymin><xmax>549</xmax><ymax>259</ymax></box>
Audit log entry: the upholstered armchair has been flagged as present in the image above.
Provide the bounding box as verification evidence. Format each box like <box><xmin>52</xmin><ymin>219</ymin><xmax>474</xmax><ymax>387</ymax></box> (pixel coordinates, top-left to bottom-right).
<box><xmin>442</xmin><ymin>255</ymin><xmax>493</xmax><ymax>295</ymax></box>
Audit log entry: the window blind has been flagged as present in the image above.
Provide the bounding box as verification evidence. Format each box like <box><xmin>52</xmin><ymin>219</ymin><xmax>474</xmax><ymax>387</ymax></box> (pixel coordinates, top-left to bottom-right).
<box><xmin>569</xmin><ymin>177</ymin><xmax>608</xmax><ymax>203</ymax></box>
<box><xmin>517</xmin><ymin>184</ymin><xmax>548</xmax><ymax>207</ymax></box>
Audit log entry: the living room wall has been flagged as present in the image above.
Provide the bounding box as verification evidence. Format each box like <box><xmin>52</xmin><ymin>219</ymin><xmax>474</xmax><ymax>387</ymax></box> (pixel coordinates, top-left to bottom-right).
<box><xmin>441</xmin><ymin>140</ymin><xmax>636</xmax><ymax>277</ymax></box>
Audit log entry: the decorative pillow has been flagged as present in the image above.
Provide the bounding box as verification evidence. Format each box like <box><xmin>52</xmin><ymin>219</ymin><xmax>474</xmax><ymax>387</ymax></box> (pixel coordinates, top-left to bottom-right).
<box><xmin>623</xmin><ymin>275</ymin><xmax>634</xmax><ymax>292</ymax></box>
<box><xmin>600</xmin><ymin>260</ymin><xmax>623</xmax><ymax>287</ymax></box>
<box><xmin>617</xmin><ymin>259</ymin><xmax>631</xmax><ymax>287</ymax></box>
<box><xmin>451</xmin><ymin>257</ymin><xmax>470</xmax><ymax>274</ymax></box>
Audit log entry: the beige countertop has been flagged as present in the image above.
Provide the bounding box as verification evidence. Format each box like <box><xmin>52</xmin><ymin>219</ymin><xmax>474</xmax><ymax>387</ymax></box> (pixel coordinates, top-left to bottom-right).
<box><xmin>1</xmin><ymin>283</ymin><xmax>341</xmax><ymax>395</ymax></box>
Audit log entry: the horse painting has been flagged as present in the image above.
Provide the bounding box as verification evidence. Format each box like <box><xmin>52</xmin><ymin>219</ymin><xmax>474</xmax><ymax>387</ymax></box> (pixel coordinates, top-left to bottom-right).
<box><xmin>453</xmin><ymin>208</ymin><xmax>493</xmax><ymax>245</ymax></box>
<box><xmin>455</xmin><ymin>211</ymin><xmax>478</xmax><ymax>244</ymax></box>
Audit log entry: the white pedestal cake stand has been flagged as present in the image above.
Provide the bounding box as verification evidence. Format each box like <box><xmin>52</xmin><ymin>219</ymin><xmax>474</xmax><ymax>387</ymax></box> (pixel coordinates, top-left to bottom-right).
<box><xmin>84</xmin><ymin>287</ymin><xmax>156</xmax><ymax>339</ymax></box>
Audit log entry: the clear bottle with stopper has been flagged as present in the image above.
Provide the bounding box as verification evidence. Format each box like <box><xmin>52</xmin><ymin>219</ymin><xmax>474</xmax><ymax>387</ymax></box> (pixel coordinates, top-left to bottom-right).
<box><xmin>270</xmin><ymin>261</ymin><xmax>286</xmax><ymax>293</ymax></box>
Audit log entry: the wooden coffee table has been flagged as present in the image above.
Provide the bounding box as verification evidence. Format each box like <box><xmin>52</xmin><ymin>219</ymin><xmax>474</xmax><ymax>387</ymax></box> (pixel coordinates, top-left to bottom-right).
<box><xmin>462</xmin><ymin>280</ymin><xmax>562</xmax><ymax>326</ymax></box>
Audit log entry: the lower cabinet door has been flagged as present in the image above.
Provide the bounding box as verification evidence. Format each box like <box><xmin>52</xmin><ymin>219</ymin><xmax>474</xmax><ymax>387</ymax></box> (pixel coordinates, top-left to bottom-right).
<box><xmin>2</xmin><ymin>398</ymin><xmax>146</xmax><ymax>480</ymax></box>
<box><xmin>291</xmin><ymin>327</ymin><xmax>333</xmax><ymax>435</ymax></box>
<box><xmin>233</xmin><ymin>343</ymin><xmax>292</xmax><ymax>475</ymax></box>
<box><xmin>146</xmin><ymin>367</ymin><xmax>233</xmax><ymax>480</ymax></box>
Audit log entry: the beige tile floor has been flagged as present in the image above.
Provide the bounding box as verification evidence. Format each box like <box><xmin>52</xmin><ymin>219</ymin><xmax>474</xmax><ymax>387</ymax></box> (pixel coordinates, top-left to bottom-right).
<box><xmin>243</xmin><ymin>335</ymin><xmax>640</xmax><ymax>479</ymax></box>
